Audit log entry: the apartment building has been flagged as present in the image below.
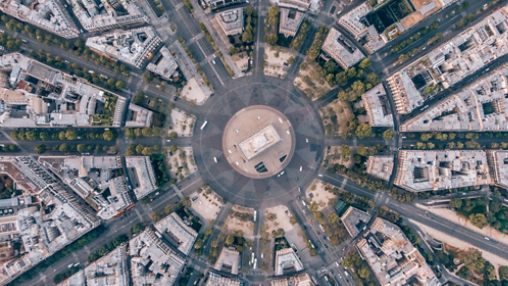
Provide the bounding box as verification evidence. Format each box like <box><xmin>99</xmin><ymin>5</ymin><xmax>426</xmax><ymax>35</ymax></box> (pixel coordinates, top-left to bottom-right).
<box><xmin>0</xmin><ymin>0</ymin><xmax>79</xmax><ymax>38</ymax></box>
<box><xmin>86</xmin><ymin>27</ymin><xmax>162</xmax><ymax>68</ymax></box>
<box><xmin>279</xmin><ymin>8</ymin><xmax>305</xmax><ymax>38</ymax></box>
<box><xmin>394</xmin><ymin>150</ymin><xmax>491</xmax><ymax>192</ymax></box>
<box><xmin>357</xmin><ymin>218</ymin><xmax>440</xmax><ymax>286</ymax></box>
<box><xmin>388</xmin><ymin>5</ymin><xmax>508</xmax><ymax>114</ymax></box>
<box><xmin>321</xmin><ymin>28</ymin><xmax>365</xmax><ymax>69</ymax></box>
<box><xmin>71</xmin><ymin>0</ymin><xmax>149</xmax><ymax>34</ymax></box>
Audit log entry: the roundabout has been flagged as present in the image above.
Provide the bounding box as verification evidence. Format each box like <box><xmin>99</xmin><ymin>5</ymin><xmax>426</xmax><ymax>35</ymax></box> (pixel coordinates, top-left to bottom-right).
<box><xmin>222</xmin><ymin>105</ymin><xmax>295</xmax><ymax>179</ymax></box>
<box><xmin>193</xmin><ymin>81</ymin><xmax>325</xmax><ymax>208</ymax></box>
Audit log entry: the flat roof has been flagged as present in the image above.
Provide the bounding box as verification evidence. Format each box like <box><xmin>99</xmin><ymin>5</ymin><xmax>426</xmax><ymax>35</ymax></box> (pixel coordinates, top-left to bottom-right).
<box><xmin>223</xmin><ymin>106</ymin><xmax>295</xmax><ymax>179</ymax></box>
<box><xmin>238</xmin><ymin>124</ymin><xmax>282</xmax><ymax>161</ymax></box>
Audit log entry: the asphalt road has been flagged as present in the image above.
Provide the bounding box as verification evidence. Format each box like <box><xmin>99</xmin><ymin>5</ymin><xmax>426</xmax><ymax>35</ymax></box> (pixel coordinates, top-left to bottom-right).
<box><xmin>6</xmin><ymin>0</ymin><xmax>508</xmax><ymax>284</ymax></box>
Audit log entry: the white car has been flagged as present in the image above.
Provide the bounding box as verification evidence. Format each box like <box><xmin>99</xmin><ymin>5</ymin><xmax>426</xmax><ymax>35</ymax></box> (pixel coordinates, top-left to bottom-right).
<box><xmin>211</xmin><ymin>60</ymin><xmax>216</xmax><ymax>64</ymax></box>
<box><xmin>485</xmin><ymin>236</ymin><xmax>490</xmax><ymax>241</ymax></box>
<box><xmin>300</xmin><ymin>166</ymin><xmax>303</xmax><ymax>172</ymax></box>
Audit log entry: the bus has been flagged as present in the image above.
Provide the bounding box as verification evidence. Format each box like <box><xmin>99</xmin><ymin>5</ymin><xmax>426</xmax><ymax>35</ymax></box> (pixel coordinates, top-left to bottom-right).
<box><xmin>200</xmin><ymin>120</ymin><xmax>208</xmax><ymax>130</ymax></box>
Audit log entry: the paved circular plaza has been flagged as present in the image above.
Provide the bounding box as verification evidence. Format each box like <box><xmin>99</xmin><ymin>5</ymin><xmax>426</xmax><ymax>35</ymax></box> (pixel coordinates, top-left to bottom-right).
<box><xmin>192</xmin><ymin>81</ymin><xmax>325</xmax><ymax>208</ymax></box>
<box><xmin>222</xmin><ymin>105</ymin><xmax>295</xmax><ymax>179</ymax></box>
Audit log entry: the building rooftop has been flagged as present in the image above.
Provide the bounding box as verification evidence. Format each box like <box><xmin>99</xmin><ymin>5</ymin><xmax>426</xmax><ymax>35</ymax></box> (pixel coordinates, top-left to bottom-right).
<box><xmin>270</xmin><ymin>273</ymin><xmax>314</xmax><ymax>286</ymax></box>
<box><xmin>214</xmin><ymin>247</ymin><xmax>240</xmax><ymax>275</ymax></box>
<box><xmin>279</xmin><ymin>8</ymin><xmax>305</xmax><ymax>38</ymax></box>
<box><xmin>129</xmin><ymin>227</ymin><xmax>185</xmax><ymax>286</ymax></box>
<box><xmin>400</xmin><ymin>64</ymin><xmax>508</xmax><ymax>132</ymax></box>
<box><xmin>274</xmin><ymin>248</ymin><xmax>304</xmax><ymax>276</ymax></box>
<box><xmin>239</xmin><ymin>124</ymin><xmax>282</xmax><ymax>161</ymax></box>
<box><xmin>84</xmin><ymin>245</ymin><xmax>130</xmax><ymax>286</ymax></box>
<box><xmin>223</xmin><ymin>106</ymin><xmax>294</xmax><ymax>179</ymax></box>
<box><xmin>154</xmin><ymin>212</ymin><xmax>198</xmax><ymax>255</ymax></box>
<box><xmin>125</xmin><ymin>156</ymin><xmax>157</xmax><ymax>199</ymax></box>
<box><xmin>394</xmin><ymin>150</ymin><xmax>491</xmax><ymax>192</ymax></box>
<box><xmin>71</xmin><ymin>0</ymin><xmax>149</xmax><ymax>33</ymax></box>
<box><xmin>125</xmin><ymin>103</ymin><xmax>153</xmax><ymax>128</ymax></box>
<box><xmin>205</xmin><ymin>272</ymin><xmax>241</xmax><ymax>286</ymax></box>
<box><xmin>487</xmin><ymin>150</ymin><xmax>508</xmax><ymax>189</ymax></box>
<box><xmin>322</xmin><ymin>28</ymin><xmax>365</xmax><ymax>69</ymax></box>
<box><xmin>0</xmin><ymin>0</ymin><xmax>79</xmax><ymax>39</ymax></box>
<box><xmin>86</xmin><ymin>27</ymin><xmax>162</xmax><ymax>68</ymax></box>
<box><xmin>39</xmin><ymin>156</ymin><xmax>133</xmax><ymax>220</ymax></box>
<box><xmin>0</xmin><ymin>53</ymin><xmax>126</xmax><ymax>128</ymax></box>
<box><xmin>0</xmin><ymin>157</ymin><xmax>45</xmax><ymax>193</ymax></box>
<box><xmin>0</xmin><ymin>184</ymin><xmax>99</xmax><ymax>285</ymax></box>
<box><xmin>365</xmin><ymin>156</ymin><xmax>394</xmax><ymax>182</ymax></box>
<box><xmin>146</xmin><ymin>46</ymin><xmax>179</xmax><ymax>81</ymax></box>
<box><xmin>341</xmin><ymin>206</ymin><xmax>371</xmax><ymax>237</ymax></box>
<box><xmin>357</xmin><ymin>218</ymin><xmax>440</xmax><ymax>286</ymax></box>
<box><xmin>389</xmin><ymin>5</ymin><xmax>508</xmax><ymax>114</ymax></box>
<box><xmin>361</xmin><ymin>84</ymin><xmax>394</xmax><ymax>127</ymax></box>
<box><xmin>338</xmin><ymin>3</ymin><xmax>386</xmax><ymax>54</ymax></box>
<box><xmin>278</xmin><ymin>0</ymin><xmax>312</xmax><ymax>10</ymax></box>
<box><xmin>215</xmin><ymin>8</ymin><xmax>244</xmax><ymax>36</ymax></box>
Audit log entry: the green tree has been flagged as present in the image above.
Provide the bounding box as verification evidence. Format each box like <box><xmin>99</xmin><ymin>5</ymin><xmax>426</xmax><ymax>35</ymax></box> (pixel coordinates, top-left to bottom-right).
<box><xmin>125</xmin><ymin>128</ymin><xmax>135</xmax><ymax>139</ymax></box>
<box><xmin>383</xmin><ymin>129</ymin><xmax>395</xmax><ymax>141</ymax></box>
<box><xmin>142</xmin><ymin>127</ymin><xmax>153</xmax><ymax>137</ymax></box>
<box><xmin>131</xmin><ymin>223</ymin><xmax>143</xmax><ymax>235</ymax></box>
<box><xmin>449</xmin><ymin>198</ymin><xmax>463</xmax><ymax>209</ymax></box>
<box><xmin>34</xmin><ymin>144</ymin><xmax>46</xmax><ymax>154</ymax></box>
<box><xmin>226</xmin><ymin>235</ymin><xmax>235</xmax><ymax>245</ymax></box>
<box><xmin>141</xmin><ymin>147</ymin><xmax>152</xmax><ymax>156</ymax></box>
<box><xmin>366</xmin><ymin>72</ymin><xmax>380</xmax><ymax>86</ymax></box>
<box><xmin>328</xmin><ymin>213</ymin><xmax>339</xmax><ymax>224</ymax></box>
<box><xmin>165</xmin><ymin>205</ymin><xmax>174</xmax><ymax>214</ymax></box>
<box><xmin>194</xmin><ymin>239</ymin><xmax>204</xmax><ymax>249</ymax></box>
<box><xmin>39</xmin><ymin>131</ymin><xmax>49</xmax><ymax>140</ymax></box>
<box><xmin>169</xmin><ymin>144</ymin><xmax>178</xmax><ymax>153</ymax></box>
<box><xmin>358</xmin><ymin>267</ymin><xmax>370</xmax><ymax>279</ymax></box>
<box><xmin>242</xmin><ymin>26</ymin><xmax>254</xmax><ymax>43</ymax></box>
<box><xmin>169</xmin><ymin>132</ymin><xmax>178</xmax><ymax>140</ymax></box>
<box><xmin>142</xmin><ymin>72</ymin><xmax>154</xmax><ymax>84</ymax></box>
<box><xmin>341</xmin><ymin>144</ymin><xmax>351</xmax><ymax>161</ymax></box>
<box><xmin>266</xmin><ymin>33</ymin><xmax>278</xmax><ymax>46</ymax></box>
<box><xmin>267</xmin><ymin>6</ymin><xmax>279</xmax><ymax>26</ymax></box>
<box><xmin>420</xmin><ymin>133</ymin><xmax>433</xmax><ymax>141</ymax></box>
<box><xmin>115</xmin><ymin>80</ymin><xmax>125</xmax><ymax>90</ymax></box>
<box><xmin>182</xmin><ymin>196</ymin><xmax>192</xmax><ymax>207</ymax></box>
<box><xmin>103</xmin><ymin>130</ymin><xmax>115</xmax><ymax>141</ymax></box>
<box><xmin>346</xmin><ymin>67</ymin><xmax>356</xmax><ymax>79</ymax></box>
<box><xmin>343</xmin><ymin>252</ymin><xmax>362</xmax><ymax>269</ymax></box>
<box><xmin>133</xmin><ymin>91</ymin><xmax>144</xmax><ymax>105</ymax></box>
<box><xmin>336</xmin><ymin>71</ymin><xmax>348</xmax><ymax>86</ymax></box>
<box><xmin>359</xmin><ymin>58</ymin><xmax>372</xmax><ymax>70</ymax></box>
<box><xmin>499</xmin><ymin>266</ymin><xmax>508</xmax><ymax>280</ymax></box>
<box><xmin>355</xmin><ymin>123</ymin><xmax>372</xmax><ymax>139</ymax></box>
<box><xmin>77</xmin><ymin>144</ymin><xmax>86</xmax><ymax>153</ymax></box>
<box><xmin>9</xmin><ymin>131</ymin><xmax>18</xmax><ymax>140</ymax></box>
<box><xmin>290</xmin><ymin>216</ymin><xmax>298</xmax><ymax>225</ymax></box>
<box><xmin>65</xmin><ymin>129</ymin><xmax>78</xmax><ymax>140</ymax></box>
<box><xmin>469</xmin><ymin>213</ymin><xmax>488</xmax><ymax>229</ymax></box>
<box><xmin>59</xmin><ymin>143</ymin><xmax>70</xmax><ymax>153</ymax></box>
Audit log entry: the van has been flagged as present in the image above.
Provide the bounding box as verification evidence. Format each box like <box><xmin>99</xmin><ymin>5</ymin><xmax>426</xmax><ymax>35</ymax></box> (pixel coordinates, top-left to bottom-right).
<box><xmin>302</xmin><ymin>200</ymin><xmax>307</xmax><ymax>207</ymax></box>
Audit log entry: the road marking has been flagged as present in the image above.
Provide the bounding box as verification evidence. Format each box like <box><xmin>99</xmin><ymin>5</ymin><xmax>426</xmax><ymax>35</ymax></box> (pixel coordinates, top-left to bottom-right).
<box><xmin>340</xmin><ymin>178</ymin><xmax>348</xmax><ymax>188</ymax></box>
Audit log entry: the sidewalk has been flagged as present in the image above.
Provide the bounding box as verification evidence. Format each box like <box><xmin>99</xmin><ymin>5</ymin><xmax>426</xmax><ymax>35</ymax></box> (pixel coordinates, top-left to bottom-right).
<box><xmin>188</xmin><ymin>0</ymin><xmax>243</xmax><ymax>79</ymax></box>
